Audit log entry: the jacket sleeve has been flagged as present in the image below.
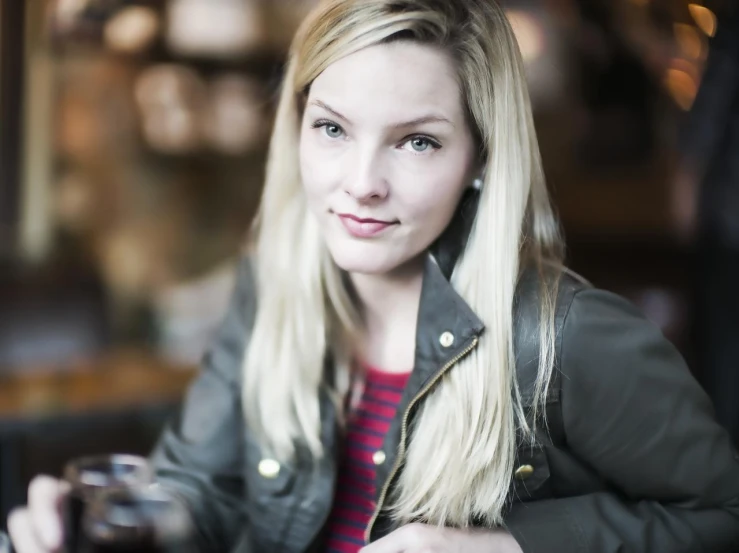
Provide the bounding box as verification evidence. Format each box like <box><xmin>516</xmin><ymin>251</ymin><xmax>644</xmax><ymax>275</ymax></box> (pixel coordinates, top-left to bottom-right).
<box><xmin>150</xmin><ymin>256</ymin><xmax>255</xmax><ymax>552</ymax></box>
<box><xmin>505</xmin><ymin>288</ymin><xmax>739</xmax><ymax>553</ymax></box>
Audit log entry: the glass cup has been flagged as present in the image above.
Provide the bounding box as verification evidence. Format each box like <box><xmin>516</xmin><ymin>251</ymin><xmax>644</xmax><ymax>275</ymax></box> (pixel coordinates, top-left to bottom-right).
<box><xmin>82</xmin><ymin>487</ymin><xmax>195</xmax><ymax>553</ymax></box>
<box><xmin>62</xmin><ymin>454</ymin><xmax>153</xmax><ymax>553</ymax></box>
<box><xmin>0</xmin><ymin>531</ymin><xmax>11</xmax><ymax>553</ymax></box>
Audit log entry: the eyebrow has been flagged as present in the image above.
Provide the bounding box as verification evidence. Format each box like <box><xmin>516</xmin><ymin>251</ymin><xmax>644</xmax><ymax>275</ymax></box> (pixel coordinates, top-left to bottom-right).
<box><xmin>309</xmin><ymin>99</ymin><xmax>455</xmax><ymax>129</ymax></box>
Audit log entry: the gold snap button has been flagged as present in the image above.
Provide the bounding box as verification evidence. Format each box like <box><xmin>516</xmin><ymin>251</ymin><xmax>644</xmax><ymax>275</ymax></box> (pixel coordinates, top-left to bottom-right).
<box><xmin>372</xmin><ymin>450</ymin><xmax>386</xmax><ymax>466</ymax></box>
<box><xmin>258</xmin><ymin>459</ymin><xmax>281</xmax><ymax>479</ymax></box>
<box><xmin>439</xmin><ymin>331</ymin><xmax>455</xmax><ymax>348</ymax></box>
<box><xmin>514</xmin><ymin>464</ymin><xmax>534</xmax><ymax>480</ymax></box>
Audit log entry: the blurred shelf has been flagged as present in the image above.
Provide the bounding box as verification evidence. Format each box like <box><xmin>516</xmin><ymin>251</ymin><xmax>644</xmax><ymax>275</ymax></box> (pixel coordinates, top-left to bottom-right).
<box><xmin>0</xmin><ymin>350</ymin><xmax>197</xmax><ymax>423</ymax></box>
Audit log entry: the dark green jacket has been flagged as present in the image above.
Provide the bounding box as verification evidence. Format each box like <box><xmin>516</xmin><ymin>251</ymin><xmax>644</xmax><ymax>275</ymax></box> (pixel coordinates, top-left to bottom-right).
<box><xmin>152</xmin><ymin>254</ymin><xmax>739</xmax><ymax>553</ymax></box>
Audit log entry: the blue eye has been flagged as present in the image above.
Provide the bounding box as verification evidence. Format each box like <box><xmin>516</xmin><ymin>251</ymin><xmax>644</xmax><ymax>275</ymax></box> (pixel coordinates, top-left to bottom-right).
<box><xmin>323</xmin><ymin>123</ymin><xmax>344</xmax><ymax>138</ymax></box>
<box><xmin>310</xmin><ymin>119</ymin><xmax>345</xmax><ymax>139</ymax></box>
<box><xmin>403</xmin><ymin>135</ymin><xmax>440</xmax><ymax>153</ymax></box>
<box><xmin>410</xmin><ymin>137</ymin><xmax>431</xmax><ymax>152</ymax></box>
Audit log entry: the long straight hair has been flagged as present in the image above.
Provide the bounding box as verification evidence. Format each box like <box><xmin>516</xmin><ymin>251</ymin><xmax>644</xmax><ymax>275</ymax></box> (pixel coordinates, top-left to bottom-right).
<box><xmin>243</xmin><ymin>0</ymin><xmax>563</xmax><ymax>528</ymax></box>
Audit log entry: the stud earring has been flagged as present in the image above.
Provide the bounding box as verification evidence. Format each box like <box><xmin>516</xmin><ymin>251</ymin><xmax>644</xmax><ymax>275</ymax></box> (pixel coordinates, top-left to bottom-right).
<box><xmin>472</xmin><ymin>177</ymin><xmax>483</xmax><ymax>190</ymax></box>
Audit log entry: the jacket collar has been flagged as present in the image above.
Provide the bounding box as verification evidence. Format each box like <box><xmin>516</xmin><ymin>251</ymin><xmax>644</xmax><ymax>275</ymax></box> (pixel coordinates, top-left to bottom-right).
<box><xmin>411</xmin><ymin>253</ymin><xmax>485</xmax><ymax>388</ymax></box>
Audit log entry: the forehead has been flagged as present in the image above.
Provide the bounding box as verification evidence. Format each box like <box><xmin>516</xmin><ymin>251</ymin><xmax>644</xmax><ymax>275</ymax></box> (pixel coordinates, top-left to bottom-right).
<box><xmin>307</xmin><ymin>41</ymin><xmax>464</xmax><ymax>123</ymax></box>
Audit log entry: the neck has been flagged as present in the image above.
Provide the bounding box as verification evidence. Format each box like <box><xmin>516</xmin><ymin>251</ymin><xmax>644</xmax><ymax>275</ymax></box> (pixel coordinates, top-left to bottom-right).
<box><xmin>349</xmin><ymin>254</ymin><xmax>425</xmax><ymax>372</ymax></box>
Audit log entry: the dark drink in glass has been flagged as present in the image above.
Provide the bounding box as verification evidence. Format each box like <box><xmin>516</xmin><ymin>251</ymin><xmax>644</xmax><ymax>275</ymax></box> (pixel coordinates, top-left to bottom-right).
<box><xmin>82</xmin><ymin>488</ymin><xmax>195</xmax><ymax>553</ymax></box>
<box><xmin>62</xmin><ymin>454</ymin><xmax>152</xmax><ymax>553</ymax></box>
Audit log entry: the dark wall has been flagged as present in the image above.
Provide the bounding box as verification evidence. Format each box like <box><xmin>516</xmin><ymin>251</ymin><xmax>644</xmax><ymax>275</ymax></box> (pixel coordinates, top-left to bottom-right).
<box><xmin>0</xmin><ymin>0</ymin><xmax>26</xmax><ymax>257</ymax></box>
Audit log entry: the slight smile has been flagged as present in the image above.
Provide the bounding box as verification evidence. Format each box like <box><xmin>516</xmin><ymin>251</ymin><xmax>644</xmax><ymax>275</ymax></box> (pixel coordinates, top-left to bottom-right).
<box><xmin>337</xmin><ymin>213</ymin><xmax>398</xmax><ymax>238</ymax></box>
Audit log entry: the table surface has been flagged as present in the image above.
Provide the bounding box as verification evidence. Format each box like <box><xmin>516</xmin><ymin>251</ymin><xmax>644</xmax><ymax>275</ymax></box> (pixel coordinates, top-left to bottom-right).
<box><xmin>0</xmin><ymin>350</ymin><xmax>198</xmax><ymax>420</ymax></box>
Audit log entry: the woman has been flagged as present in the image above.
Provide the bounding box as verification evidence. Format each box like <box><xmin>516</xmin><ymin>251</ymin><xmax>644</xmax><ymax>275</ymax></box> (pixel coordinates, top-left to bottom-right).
<box><xmin>9</xmin><ymin>1</ymin><xmax>739</xmax><ymax>552</ymax></box>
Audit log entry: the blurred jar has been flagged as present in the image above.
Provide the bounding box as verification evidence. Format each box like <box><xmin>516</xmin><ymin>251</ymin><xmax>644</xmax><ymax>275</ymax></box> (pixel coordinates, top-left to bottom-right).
<box><xmin>134</xmin><ymin>64</ymin><xmax>207</xmax><ymax>154</ymax></box>
<box><xmin>202</xmin><ymin>74</ymin><xmax>268</xmax><ymax>155</ymax></box>
<box><xmin>166</xmin><ymin>0</ymin><xmax>265</xmax><ymax>59</ymax></box>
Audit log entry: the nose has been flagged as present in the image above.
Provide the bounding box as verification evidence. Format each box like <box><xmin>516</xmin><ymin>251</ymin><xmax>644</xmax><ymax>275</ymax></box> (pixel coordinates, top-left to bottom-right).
<box><xmin>343</xmin><ymin>146</ymin><xmax>389</xmax><ymax>203</ymax></box>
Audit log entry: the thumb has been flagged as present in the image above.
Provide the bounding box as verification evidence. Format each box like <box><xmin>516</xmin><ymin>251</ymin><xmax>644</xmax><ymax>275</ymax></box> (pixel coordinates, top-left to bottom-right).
<box><xmin>28</xmin><ymin>476</ymin><xmax>70</xmax><ymax>550</ymax></box>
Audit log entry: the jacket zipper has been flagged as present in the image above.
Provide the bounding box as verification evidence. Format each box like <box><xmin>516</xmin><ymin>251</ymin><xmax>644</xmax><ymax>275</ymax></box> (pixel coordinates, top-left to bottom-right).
<box><xmin>364</xmin><ymin>335</ymin><xmax>480</xmax><ymax>543</ymax></box>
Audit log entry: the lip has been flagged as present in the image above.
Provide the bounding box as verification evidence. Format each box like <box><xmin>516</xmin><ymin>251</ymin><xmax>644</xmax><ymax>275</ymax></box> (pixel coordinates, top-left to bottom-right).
<box><xmin>337</xmin><ymin>213</ymin><xmax>397</xmax><ymax>238</ymax></box>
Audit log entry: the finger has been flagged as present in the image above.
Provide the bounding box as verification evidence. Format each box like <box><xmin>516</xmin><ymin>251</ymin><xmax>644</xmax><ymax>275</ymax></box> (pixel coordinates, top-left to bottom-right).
<box><xmin>8</xmin><ymin>508</ymin><xmax>46</xmax><ymax>553</ymax></box>
<box><xmin>28</xmin><ymin>476</ymin><xmax>66</xmax><ymax>550</ymax></box>
<box><xmin>360</xmin><ymin>524</ymin><xmax>420</xmax><ymax>553</ymax></box>
<box><xmin>359</xmin><ymin>532</ymin><xmax>402</xmax><ymax>553</ymax></box>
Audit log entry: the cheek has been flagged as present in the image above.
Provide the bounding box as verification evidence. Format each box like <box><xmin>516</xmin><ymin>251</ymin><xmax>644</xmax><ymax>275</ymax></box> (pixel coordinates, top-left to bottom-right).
<box><xmin>299</xmin><ymin>139</ymin><xmax>327</xmax><ymax>197</ymax></box>
<box><xmin>398</xmin><ymin>160</ymin><xmax>470</xmax><ymax>226</ymax></box>
<box><xmin>299</xmin><ymin>135</ymin><xmax>344</xmax><ymax>199</ymax></box>
<box><xmin>406</xmin><ymin>192</ymin><xmax>461</xmax><ymax>236</ymax></box>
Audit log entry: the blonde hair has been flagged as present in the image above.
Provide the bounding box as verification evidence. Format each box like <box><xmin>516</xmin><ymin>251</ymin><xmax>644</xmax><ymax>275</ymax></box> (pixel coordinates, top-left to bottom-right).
<box><xmin>243</xmin><ymin>0</ymin><xmax>563</xmax><ymax>529</ymax></box>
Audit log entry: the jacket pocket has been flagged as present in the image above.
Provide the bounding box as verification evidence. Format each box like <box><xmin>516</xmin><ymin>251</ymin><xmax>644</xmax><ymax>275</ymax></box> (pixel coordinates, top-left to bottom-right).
<box><xmin>511</xmin><ymin>445</ymin><xmax>552</xmax><ymax>502</ymax></box>
<box><xmin>243</xmin><ymin>436</ymin><xmax>297</xmax><ymax>499</ymax></box>
<box><xmin>242</xmin><ymin>435</ymin><xmax>301</xmax><ymax>550</ymax></box>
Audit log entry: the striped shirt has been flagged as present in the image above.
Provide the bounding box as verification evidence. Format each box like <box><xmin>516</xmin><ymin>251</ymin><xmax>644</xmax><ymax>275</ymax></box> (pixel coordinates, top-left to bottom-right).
<box><xmin>324</xmin><ymin>365</ymin><xmax>411</xmax><ymax>553</ymax></box>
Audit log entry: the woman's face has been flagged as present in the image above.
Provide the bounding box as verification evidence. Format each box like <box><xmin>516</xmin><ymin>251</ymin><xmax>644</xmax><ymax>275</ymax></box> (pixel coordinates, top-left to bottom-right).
<box><xmin>299</xmin><ymin>41</ymin><xmax>478</xmax><ymax>275</ymax></box>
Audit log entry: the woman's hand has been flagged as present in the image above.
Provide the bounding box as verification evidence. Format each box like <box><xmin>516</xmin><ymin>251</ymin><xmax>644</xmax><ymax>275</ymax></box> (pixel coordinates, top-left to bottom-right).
<box><xmin>7</xmin><ymin>476</ymin><xmax>70</xmax><ymax>553</ymax></box>
<box><xmin>360</xmin><ymin>523</ymin><xmax>524</xmax><ymax>553</ymax></box>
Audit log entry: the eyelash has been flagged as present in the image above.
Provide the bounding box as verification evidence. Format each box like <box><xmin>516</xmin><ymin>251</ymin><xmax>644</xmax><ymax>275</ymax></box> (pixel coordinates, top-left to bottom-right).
<box><xmin>310</xmin><ymin>119</ymin><xmax>442</xmax><ymax>153</ymax></box>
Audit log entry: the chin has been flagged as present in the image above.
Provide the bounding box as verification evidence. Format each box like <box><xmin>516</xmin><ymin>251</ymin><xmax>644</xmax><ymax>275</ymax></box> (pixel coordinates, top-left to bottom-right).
<box><xmin>325</xmin><ymin>240</ymin><xmax>402</xmax><ymax>275</ymax></box>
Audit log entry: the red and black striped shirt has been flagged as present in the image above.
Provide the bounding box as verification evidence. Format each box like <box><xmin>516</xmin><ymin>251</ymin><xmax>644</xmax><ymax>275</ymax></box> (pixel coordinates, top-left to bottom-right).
<box><xmin>324</xmin><ymin>365</ymin><xmax>411</xmax><ymax>553</ymax></box>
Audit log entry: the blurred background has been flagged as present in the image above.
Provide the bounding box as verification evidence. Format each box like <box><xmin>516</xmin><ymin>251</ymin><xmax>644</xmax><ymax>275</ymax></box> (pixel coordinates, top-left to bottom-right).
<box><xmin>0</xmin><ymin>0</ymin><xmax>734</xmax><ymax>527</ymax></box>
